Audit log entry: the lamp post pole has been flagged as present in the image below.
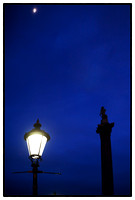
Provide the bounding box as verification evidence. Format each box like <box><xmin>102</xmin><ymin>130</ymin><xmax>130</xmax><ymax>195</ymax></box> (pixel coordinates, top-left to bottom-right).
<box><xmin>32</xmin><ymin>161</ymin><xmax>39</xmax><ymax>196</ymax></box>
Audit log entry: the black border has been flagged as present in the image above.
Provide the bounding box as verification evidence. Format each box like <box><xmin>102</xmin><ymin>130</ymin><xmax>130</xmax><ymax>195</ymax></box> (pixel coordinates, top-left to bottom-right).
<box><xmin>130</xmin><ymin>3</ymin><xmax>132</xmax><ymax>197</ymax></box>
<box><xmin>3</xmin><ymin>3</ymin><xmax>5</xmax><ymax>198</ymax></box>
<box><xmin>3</xmin><ymin>3</ymin><xmax>132</xmax><ymax>5</ymax></box>
<box><xmin>3</xmin><ymin>3</ymin><xmax>132</xmax><ymax>197</ymax></box>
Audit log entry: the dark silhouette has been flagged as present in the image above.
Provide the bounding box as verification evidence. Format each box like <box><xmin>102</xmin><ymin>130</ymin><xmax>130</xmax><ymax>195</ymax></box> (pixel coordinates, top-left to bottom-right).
<box><xmin>96</xmin><ymin>107</ymin><xmax>114</xmax><ymax>196</ymax></box>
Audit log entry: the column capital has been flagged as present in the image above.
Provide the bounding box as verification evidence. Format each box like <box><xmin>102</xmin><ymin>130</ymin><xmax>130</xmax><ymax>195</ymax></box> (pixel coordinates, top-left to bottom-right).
<box><xmin>96</xmin><ymin>122</ymin><xmax>114</xmax><ymax>134</ymax></box>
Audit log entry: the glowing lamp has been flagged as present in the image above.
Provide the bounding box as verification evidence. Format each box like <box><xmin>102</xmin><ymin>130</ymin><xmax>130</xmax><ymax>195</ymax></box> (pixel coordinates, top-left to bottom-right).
<box><xmin>24</xmin><ymin>119</ymin><xmax>50</xmax><ymax>160</ymax></box>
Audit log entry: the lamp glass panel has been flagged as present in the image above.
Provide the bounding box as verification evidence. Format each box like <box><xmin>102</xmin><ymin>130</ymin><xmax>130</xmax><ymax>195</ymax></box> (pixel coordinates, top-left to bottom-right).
<box><xmin>39</xmin><ymin>135</ymin><xmax>47</xmax><ymax>156</ymax></box>
<box><xmin>26</xmin><ymin>133</ymin><xmax>47</xmax><ymax>159</ymax></box>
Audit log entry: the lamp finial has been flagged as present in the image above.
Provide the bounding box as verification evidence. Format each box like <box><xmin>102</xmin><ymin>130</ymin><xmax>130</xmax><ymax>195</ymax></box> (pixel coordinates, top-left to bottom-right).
<box><xmin>34</xmin><ymin>119</ymin><xmax>41</xmax><ymax>129</ymax></box>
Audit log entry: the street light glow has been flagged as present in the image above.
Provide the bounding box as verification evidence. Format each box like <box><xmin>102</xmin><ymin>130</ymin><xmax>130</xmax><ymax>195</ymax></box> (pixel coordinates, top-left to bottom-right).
<box><xmin>26</xmin><ymin>133</ymin><xmax>47</xmax><ymax>159</ymax></box>
<box><xmin>24</xmin><ymin>119</ymin><xmax>50</xmax><ymax>160</ymax></box>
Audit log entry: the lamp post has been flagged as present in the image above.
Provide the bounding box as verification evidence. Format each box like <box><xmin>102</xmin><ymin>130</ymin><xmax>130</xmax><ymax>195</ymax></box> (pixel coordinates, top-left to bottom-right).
<box><xmin>13</xmin><ymin>119</ymin><xmax>61</xmax><ymax>196</ymax></box>
<box><xmin>24</xmin><ymin>119</ymin><xmax>50</xmax><ymax>196</ymax></box>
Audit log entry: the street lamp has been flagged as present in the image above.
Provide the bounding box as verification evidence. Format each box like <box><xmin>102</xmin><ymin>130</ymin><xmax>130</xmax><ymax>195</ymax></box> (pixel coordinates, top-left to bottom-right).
<box><xmin>13</xmin><ymin>119</ymin><xmax>61</xmax><ymax>196</ymax></box>
<box><xmin>24</xmin><ymin>119</ymin><xmax>50</xmax><ymax>196</ymax></box>
<box><xmin>24</xmin><ymin>119</ymin><xmax>50</xmax><ymax>160</ymax></box>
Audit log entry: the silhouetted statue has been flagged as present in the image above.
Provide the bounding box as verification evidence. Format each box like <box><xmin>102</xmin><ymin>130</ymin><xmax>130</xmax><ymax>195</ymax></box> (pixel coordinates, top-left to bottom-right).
<box><xmin>100</xmin><ymin>106</ymin><xmax>108</xmax><ymax>124</ymax></box>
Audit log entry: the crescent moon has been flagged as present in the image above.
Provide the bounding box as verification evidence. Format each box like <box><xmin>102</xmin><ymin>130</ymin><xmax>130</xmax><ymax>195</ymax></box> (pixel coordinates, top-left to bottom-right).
<box><xmin>33</xmin><ymin>8</ymin><xmax>37</xmax><ymax>13</ymax></box>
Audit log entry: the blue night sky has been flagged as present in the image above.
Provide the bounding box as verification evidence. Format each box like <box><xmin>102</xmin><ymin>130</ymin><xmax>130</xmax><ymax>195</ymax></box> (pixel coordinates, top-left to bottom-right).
<box><xmin>4</xmin><ymin>4</ymin><xmax>131</xmax><ymax>196</ymax></box>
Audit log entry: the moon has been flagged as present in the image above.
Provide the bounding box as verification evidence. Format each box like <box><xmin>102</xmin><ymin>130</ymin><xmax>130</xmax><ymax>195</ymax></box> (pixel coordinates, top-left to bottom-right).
<box><xmin>33</xmin><ymin>8</ymin><xmax>37</xmax><ymax>13</ymax></box>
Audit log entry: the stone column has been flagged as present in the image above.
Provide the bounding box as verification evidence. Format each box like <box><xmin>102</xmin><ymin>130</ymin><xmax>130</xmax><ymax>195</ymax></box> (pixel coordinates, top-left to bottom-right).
<box><xmin>96</xmin><ymin>107</ymin><xmax>114</xmax><ymax>195</ymax></box>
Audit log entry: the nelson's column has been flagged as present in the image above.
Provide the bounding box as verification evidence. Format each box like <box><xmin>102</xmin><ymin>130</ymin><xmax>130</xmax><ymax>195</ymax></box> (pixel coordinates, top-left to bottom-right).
<box><xmin>96</xmin><ymin>107</ymin><xmax>114</xmax><ymax>195</ymax></box>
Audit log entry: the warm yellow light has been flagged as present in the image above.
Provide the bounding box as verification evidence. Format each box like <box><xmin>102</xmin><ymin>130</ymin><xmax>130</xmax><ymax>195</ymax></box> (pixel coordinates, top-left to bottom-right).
<box><xmin>26</xmin><ymin>133</ymin><xmax>47</xmax><ymax>159</ymax></box>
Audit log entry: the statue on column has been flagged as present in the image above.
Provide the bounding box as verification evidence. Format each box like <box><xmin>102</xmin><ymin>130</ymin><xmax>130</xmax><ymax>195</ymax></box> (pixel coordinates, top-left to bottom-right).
<box><xmin>96</xmin><ymin>106</ymin><xmax>114</xmax><ymax>195</ymax></box>
<box><xmin>100</xmin><ymin>106</ymin><xmax>108</xmax><ymax>125</ymax></box>
<box><xmin>97</xmin><ymin>106</ymin><xmax>114</xmax><ymax>133</ymax></box>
